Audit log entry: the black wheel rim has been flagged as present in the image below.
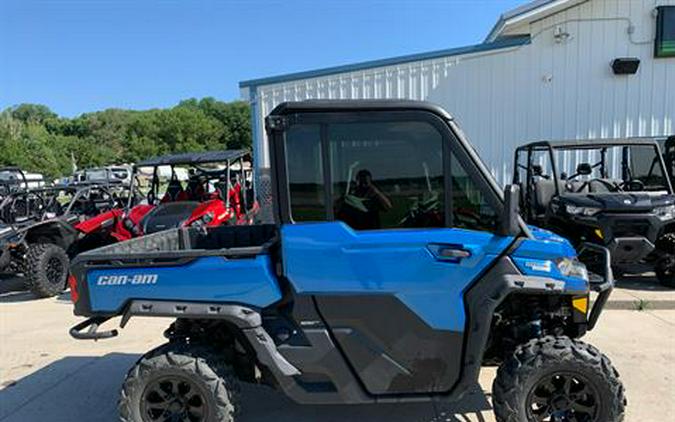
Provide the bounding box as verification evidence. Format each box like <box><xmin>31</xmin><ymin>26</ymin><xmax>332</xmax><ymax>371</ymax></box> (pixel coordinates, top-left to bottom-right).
<box><xmin>526</xmin><ymin>371</ymin><xmax>600</xmax><ymax>422</ymax></box>
<box><xmin>141</xmin><ymin>375</ymin><xmax>208</xmax><ymax>422</ymax></box>
<box><xmin>657</xmin><ymin>256</ymin><xmax>675</xmax><ymax>278</ymax></box>
<box><xmin>45</xmin><ymin>256</ymin><xmax>65</xmax><ymax>285</ymax></box>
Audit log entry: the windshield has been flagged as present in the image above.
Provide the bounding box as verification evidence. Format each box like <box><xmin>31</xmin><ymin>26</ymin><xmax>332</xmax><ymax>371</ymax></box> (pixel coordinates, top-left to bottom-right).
<box><xmin>553</xmin><ymin>144</ymin><xmax>670</xmax><ymax>193</ymax></box>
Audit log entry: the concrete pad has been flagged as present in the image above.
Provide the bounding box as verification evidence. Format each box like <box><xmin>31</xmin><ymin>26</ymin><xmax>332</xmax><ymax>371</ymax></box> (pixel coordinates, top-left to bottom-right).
<box><xmin>585</xmin><ymin>310</ymin><xmax>675</xmax><ymax>421</ymax></box>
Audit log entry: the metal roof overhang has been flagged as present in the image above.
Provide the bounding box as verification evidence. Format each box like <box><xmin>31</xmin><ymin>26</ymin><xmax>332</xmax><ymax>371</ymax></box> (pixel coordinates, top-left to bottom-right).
<box><xmin>239</xmin><ymin>36</ymin><xmax>530</xmax><ymax>89</ymax></box>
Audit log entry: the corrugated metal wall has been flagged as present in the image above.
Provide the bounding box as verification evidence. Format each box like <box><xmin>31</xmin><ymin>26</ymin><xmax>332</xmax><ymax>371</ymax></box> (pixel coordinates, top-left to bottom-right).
<box><xmin>246</xmin><ymin>0</ymin><xmax>675</xmax><ymax>186</ymax></box>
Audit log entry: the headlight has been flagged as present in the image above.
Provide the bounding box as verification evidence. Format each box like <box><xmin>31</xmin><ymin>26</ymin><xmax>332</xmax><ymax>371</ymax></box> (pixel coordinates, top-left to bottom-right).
<box><xmin>565</xmin><ymin>205</ymin><xmax>601</xmax><ymax>217</ymax></box>
<box><xmin>557</xmin><ymin>257</ymin><xmax>589</xmax><ymax>281</ymax></box>
<box><xmin>201</xmin><ymin>212</ymin><xmax>214</xmax><ymax>224</ymax></box>
<box><xmin>190</xmin><ymin>212</ymin><xmax>214</xmax><ymax>228</ymax></box>
<box><xmin>654</xmin><ymin>205</ymin><xmax>675</xmax><ymax>221</ymax></box>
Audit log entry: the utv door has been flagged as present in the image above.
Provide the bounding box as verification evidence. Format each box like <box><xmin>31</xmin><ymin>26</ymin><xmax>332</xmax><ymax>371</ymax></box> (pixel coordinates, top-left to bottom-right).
<box><xmin>274</xmin><ymin>108</ymin><xmax>515</xmax><ymax>396</ymax></box>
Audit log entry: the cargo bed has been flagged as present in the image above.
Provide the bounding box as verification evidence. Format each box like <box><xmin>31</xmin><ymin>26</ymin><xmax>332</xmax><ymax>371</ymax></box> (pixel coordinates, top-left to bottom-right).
<box><xmin>70</xmin><ymin>225</ymin><xmax>282</xmax><ymax>318</ymax></box>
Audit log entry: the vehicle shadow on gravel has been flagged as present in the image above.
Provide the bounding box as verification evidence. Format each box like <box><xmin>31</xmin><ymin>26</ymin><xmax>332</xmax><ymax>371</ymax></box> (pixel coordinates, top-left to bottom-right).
<box><xmin>0</xmin><ymin>274</ymin><xmax>74</xmax><ymax>303</ymax></box>
<box><xmin>615</xmin><ymin>274</ymin><xmax>671</xmax><ymax>292</ymax></box>
<box><xmin>0</xmin><ymin>275</ymin><xmax>33</xmax><ymax>303</ymax></box>
<box><xmin>0</xmin><ymin>353</ymin><xmax>492</xmax><ymax>422</ymax></box>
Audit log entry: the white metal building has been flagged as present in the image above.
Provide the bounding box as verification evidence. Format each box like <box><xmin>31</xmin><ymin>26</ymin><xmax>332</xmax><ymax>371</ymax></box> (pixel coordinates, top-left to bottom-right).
<box><xmin>240</xmin><ymin>0</ymin><xmax>675</xmax><ymax>186</ymax></box>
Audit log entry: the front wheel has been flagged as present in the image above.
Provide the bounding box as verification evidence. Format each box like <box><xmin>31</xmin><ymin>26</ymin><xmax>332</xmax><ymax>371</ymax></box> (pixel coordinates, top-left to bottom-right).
<box><xmin>119</xmin><ymin>343</ymin><xmax>239</xmax><ymax>422</ymax></box>
<box><xmin>655</xmin><ymin>255</ymin><xmax>675</xmax><ymax>288</ymax></box>
<box><xmin>492</xmin><ymin>336</ymin><xmax>626</xmax><ymax>422</ymax></box>
<box><xmin>655</xmin><ymin>233</ymin><xmax>675</xmax><ymax>288</ymax></box>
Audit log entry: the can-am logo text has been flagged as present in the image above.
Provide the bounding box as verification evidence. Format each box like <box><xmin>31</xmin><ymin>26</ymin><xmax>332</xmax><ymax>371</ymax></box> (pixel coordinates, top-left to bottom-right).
<box><xmin>96</xmin><ymin>274</ymin><xmax>159</xmax><ymax>286</ymax></box>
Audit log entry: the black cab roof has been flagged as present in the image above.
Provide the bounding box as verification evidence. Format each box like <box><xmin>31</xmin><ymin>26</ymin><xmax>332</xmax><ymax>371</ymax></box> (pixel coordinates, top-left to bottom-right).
<box><xmin>269</xmin><ymin>100</ymin><xmax>454</xmax><ymax>121</ymax></box>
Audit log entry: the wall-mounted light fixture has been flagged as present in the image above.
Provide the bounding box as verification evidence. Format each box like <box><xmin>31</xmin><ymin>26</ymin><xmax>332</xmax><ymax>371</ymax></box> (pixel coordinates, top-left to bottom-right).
<box><xmin>611</xmin><ymin>58</ymin><xmax>640</xmax><ymax>75</ymax></box>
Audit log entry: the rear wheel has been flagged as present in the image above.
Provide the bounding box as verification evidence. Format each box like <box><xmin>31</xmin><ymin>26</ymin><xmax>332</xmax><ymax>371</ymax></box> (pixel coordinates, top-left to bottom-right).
<box><xmin>24</xmin><ymin>243</ymin><xmax>69</xmax><ymax>298</ymax></box>
<box><xmin>492</xmin><ymin>336</ymin><xmax>625</xmax><ymax>422</ymax></box>
<box><xmin>119</xmin><ymin>343</ymin><xmax>239</xmax><ymax>422</ymax></box>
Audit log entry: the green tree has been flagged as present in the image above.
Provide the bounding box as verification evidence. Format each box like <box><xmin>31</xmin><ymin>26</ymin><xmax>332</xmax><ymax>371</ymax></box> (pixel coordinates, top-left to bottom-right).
<box><xmin>0</xmin><ymin>98</ymin><xmax>252</xmax><ymax>179</ymax></box>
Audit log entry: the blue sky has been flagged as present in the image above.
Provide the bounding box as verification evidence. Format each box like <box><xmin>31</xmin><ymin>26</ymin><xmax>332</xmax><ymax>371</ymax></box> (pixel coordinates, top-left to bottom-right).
<box><xmin>1</xmin><ymin>0</ymin><xmax>524</xmax><ymax>117</ymax></box>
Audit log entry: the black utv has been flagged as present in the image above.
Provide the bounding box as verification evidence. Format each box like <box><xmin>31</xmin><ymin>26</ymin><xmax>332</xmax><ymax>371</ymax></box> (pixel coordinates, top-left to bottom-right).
<box><xmin>514</xmin><ymin>139</ymin><xmax>675</xmax><ymax>287</ymax></box>
<box><xmin>0</xmin><ymin>183</ymin><xmax>125</xmax><ymax>297</ymax></box>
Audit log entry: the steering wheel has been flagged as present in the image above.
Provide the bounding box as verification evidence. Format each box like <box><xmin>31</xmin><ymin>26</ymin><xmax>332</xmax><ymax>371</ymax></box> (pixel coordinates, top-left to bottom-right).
<box><xmin>620</xmin><ymin>179</ymin><xmax>645</xmax><ymax>192</ymax></box>
<box><xmin>592</xmin><ymin>178</ymin><xmax>622</xmax><ymax>192</ymax></box>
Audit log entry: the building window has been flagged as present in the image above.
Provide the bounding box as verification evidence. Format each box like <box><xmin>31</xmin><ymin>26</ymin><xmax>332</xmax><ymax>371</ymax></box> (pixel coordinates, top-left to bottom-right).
<box><xmin>656</xmin><ymin>6</ymin><xmax>675</xmax><ymax>58</ymax></box>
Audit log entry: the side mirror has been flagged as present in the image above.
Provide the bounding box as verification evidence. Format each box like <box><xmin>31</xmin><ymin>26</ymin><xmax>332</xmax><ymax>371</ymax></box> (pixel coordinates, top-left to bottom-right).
<box><xmin>576</xmin><ymin>163</ymin><xmax>592</xmax><ymax>176</ymax></box>
<box><xmin>499</xmin><ymin>184</ymin><xmax>522</xmax><ymax>237</ymax></box>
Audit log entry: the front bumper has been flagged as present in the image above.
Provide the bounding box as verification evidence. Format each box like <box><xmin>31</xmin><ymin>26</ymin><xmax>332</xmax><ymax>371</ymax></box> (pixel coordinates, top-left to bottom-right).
<box><xmin>568</xmin><ymin>212</ymin><xmax>667</xmax><ymax>263</ymax></box>
<box><xmin>578</xmin><ymin>242</ymin><xmax>613</xmax><ymax>330</ymax></box>
<box><xmin>608</xmin><ymin>237</ymin><xmax>655</xmax><ymax>263</ymax></box>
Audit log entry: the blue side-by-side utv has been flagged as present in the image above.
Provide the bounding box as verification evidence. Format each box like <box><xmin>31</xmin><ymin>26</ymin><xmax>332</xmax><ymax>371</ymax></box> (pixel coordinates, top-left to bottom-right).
<box><xmin>69</xmin><ymin>101</ymin><xmax>625</xmax><ymax>422</ymax></box>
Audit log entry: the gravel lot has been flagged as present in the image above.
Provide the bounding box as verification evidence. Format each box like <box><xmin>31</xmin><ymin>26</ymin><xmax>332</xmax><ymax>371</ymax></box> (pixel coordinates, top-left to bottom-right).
<box><xmin>0</xmin><ymin>275</ymin><xmax>673</xmax><ymax>422</ymax></box>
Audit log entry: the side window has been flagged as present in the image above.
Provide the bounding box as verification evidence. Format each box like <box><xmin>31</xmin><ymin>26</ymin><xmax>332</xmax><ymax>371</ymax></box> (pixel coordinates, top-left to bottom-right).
<box><xmin>329</xmin><ymin>121</ymin><xmax>444</xmax><ymax>230</ymax></box>
<box><xmin>450</xmin><ymin>153</ymin><xmax>498</xmax><ymax>232</ymax></box>
<box><xmin>285</xmin><ymin>124</ymin><xmax>325</xmax><ymax>221</ymax></box>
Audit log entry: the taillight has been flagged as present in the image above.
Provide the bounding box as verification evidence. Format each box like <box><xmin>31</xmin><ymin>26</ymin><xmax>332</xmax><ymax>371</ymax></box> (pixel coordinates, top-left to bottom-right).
<box><xmin>68</xmin><ymin>274</ymin><xmax>79</xmax><ymax>303</ymax></box>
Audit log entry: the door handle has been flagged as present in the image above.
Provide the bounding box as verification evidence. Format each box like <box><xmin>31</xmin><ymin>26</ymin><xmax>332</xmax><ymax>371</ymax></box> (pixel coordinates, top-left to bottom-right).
<box><xmin>438</xmin><ymin>248</ymin><xmax>471</xmax><ymax>260</ymax></box>
<box><xmin>428</xmin><ymin>244</ymin><xmax>472</xmax><ymax>262</ymax></box>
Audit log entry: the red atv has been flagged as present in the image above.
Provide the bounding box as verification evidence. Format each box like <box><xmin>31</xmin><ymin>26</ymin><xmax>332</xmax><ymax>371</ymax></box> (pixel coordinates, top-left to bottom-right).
<box><xmin>108</xmin><ymin>150</ymin><xmax>257</xmax><ymax>242</ymax></box>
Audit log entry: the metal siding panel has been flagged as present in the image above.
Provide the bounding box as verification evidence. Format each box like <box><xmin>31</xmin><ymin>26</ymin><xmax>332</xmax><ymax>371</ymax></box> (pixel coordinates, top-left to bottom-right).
<box><xmin>249</xmin><ymin>0</ymin><xmax>675</xmax><ymax>185</ymax></box>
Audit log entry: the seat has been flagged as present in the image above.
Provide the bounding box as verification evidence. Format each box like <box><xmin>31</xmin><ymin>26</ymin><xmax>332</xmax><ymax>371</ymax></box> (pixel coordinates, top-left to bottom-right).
<box><xmin>565</xmin><ymin>180</ymin><xmax>588</xmax><ymax>193</ymax></box>
<box><xmin>534</xmin><ymin>180</ymin><xmax>559</xmax><ymax>214</ymax></box>
<box><xmin>161</xmin><ymin>179</ymin><xmax>187</xmax><ymax>203</ymax></box>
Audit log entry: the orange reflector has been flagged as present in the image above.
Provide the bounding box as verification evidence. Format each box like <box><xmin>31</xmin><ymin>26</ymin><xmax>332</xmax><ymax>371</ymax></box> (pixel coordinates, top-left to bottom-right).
<box><xmin>572</xmin><ymin>297</ymin><xmax>588</xmax><ymax>314</ymax></box>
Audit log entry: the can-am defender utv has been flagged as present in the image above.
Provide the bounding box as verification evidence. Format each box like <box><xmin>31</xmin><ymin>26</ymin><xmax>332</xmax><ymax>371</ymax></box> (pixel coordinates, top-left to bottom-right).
<box><xmin>69</xmin><ymin>101</ymin><xmax>624</xmax><ymax>422</ymax></box>
<box><xmin>0</xmin><ymin>183</ymin><xmax>126</xmax><ymax>297</ymax></box>
<box><xmin>514</xmin><ymin>139</ymin><xmax>675</xmax><ymax>287</ymax></box>
<box><xmin>109</xmin><ymin>150</ymin><xmax>257</xmax><ymax>242</ymax></box>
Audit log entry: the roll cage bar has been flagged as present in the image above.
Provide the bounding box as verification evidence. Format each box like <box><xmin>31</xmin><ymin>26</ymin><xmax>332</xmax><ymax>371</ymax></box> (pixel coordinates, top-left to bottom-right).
<box><xmin>664</xmin><ymin>136</ymin><xmax>675</xmax><ymax>183</ymax></box>
<box><xmin>514</xmin><ymin>139</ymin><xmax>674</xmax><ymax>196</ymax></box>
<box><xmin>127</xmin><ymin>150</ymin><xmax>254</xmax><ymax>211</ymax></box>
<box><xmin>0</xmin><ymin>184</ymin><xmax>119</xmax><ymax>225</ymax></box>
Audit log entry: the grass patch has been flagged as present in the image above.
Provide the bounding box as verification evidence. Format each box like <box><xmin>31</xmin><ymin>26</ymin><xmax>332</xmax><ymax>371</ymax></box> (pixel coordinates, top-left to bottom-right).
<box><xmin>633</xmin><ymin>299</ymin><xmax>651</xmax><ymax>311</ymax></box>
